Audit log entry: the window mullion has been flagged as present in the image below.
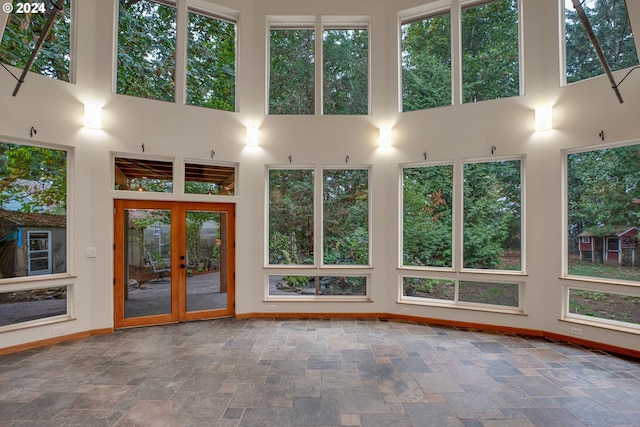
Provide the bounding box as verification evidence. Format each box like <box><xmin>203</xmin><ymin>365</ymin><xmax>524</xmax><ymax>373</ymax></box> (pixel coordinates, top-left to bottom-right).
<box><xmin>315</xmin><ymin>165</ymin><xmax>323</xmax><ymax>268</ymax></box>
<box><xmin>315</xmin><ymin>17</ymin><xmax>322</xmax><ymax>115</ymax></box>
<box><xmin>450</xmin><ymin>0</ymin><xmax>462</xmax><ymax>106</ymax></box>
<box><xmin>174</xmin><ymin>0</ymin><xmax>187</xmax><ymax>105</ymax></box>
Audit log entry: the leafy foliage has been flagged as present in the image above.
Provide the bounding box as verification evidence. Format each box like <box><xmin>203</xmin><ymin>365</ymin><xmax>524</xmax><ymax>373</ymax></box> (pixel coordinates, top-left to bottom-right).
<box><xmin>565</xmin><ymin>0</ymin><xmax>639</xmax><ymax>84</ymax></box>
<box><xmin>567</xmin><ymin>145</ymin><xmax>640</xmax><ymax>243</ymax></box>
<box><xmin>401</xmin><ymin>13</ymin><xmax>451</xmax><ymax>111</ymax></box>
<box><xmin>323</xmin><ymin>29</ymin><xmax>368</xmax><ymax>115</ymax></box>
<box><xmin>269</xmin><ymin>29</ymin><xmax>315</xmax><ymax>114</ymax></box>
<box><xmin>0</xmin><ymin>143</ymin><xmax>67</xmax><ymax>214</ymax></box>
<box><xmin>461</xmin><ymin>0</ymin><xmax>519</xmax><ymax>103</ymax></box>
<box><xmin>323</xmin><ymin>169</ymin><xmax>369</xmax><ymax>265</ymax></box>
<box><xmin>0</xmin><ymin>0</ymin><xmax>71</xmax><ymax>81</ymax></box>
<box><xmin>463</xmin><ymin>160</ymin><xmax>521</xmax><ymax>269</ymax></box>
<box><xmin>117</xmin><ymin>0</ymin><xmax>176</xmax><ymax>101</ymax></box>
<box><xmin>187</xmin><ymin>11</ymin><xmax>236</xmax><ymax>111</ymax></box>
<box><xmin>402</xmin><ymin>165</ymin><xmax>453</xmax><ymax>267</ymax></box>
<box><xmin>268</xmin><ymin>169</ymin><xmax>315</xmax><ymax>265</ymax></box>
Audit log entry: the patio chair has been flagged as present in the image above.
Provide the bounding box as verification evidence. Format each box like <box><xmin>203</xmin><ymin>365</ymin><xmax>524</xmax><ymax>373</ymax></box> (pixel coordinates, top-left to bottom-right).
<box><xmin>146</xmin><ymin>252</ymin><xmax>170</xmax><ymax>283</ymax></box>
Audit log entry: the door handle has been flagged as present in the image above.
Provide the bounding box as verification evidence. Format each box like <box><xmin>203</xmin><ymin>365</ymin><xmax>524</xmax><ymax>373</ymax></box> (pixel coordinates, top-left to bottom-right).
<box><xmin>180</xmin><ymin>264</ymin><xmax>186</xmax><ymax>269</ymax></box>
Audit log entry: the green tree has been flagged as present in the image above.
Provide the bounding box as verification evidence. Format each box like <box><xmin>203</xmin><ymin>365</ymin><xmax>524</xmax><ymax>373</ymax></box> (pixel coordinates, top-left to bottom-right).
<box><xmin>187</xmin><ymin>11</ymin><xmax>236</xmax><ymax>111</ymax></box>
<box><xmin>269</xmin><ymin>29</ymin><xmax>315</xmax><ymax>114</ymax></box>
<box><xmin>323</xmin><ymin>169</ymin><xmax>369</xmax><ymax>265</ymax></box>
<box><xmin>402</xmin><ymin>165</ymin><xmax>453</xmax><ymax>267</ymax></box>
<box><xmin>565</xmin><ymin>0</ymin><xmax>639</xmax><ymax>84</ymax></box>
<box><xmin>268</xmin><ymin>169</ymin><xmax>315</xmax><ymax>264</ymax></box>
<box><xmin>117</xmin><ymin>0</ymin><xmax>176</xmax><ymax>101</ymax></box>
<box><xmin>323</xmin><ymin>29</ymin><xmax>368</xmax><ymax>115</ymax></box>
<box><xmin>463</xmin><ymin>160</ymin><xmax>521</xmax><ymax>269</ymax></box>
<box><xmin>0</xmin><ymin>143</ymin><xmax>67</xmax><ymax>214</ymax></box>
<box><xmin>461</xmin><ymin>0</ymin><xmax>519</xmax><ymax>103</ymax></box>
<box><xmin>0</xmin><ymin>0</ymin><xmax>71</xmax><ymax>81</ymax></box>
<box><xmin>567</xmin><ymin>145</ymin><xmax>640</xmax><ymax>242</ymax></box>
<box><xmin>401</xmin><ymin>12</ymin><xmax>451</xmax><ymax>111</ymax></box>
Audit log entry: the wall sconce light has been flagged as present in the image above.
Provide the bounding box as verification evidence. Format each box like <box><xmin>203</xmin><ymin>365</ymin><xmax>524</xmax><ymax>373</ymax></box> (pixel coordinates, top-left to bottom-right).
<box><xmin>84</xmin><ymin>103</ymin><xmax>102</xmax><ymax>129</ymax></box>
<box><xmin>379</xmin><ymin>127</ymin><xmax>392</xmax><ymax>147</ymax></box>
<box><xmin>534</xmin><ymin>106</ymin><xmax>552</xmax><ymax>131</ymax></box>
<box><xmin>246</xmin><ymin>125</ymin><xmax>259</xmax><ymax>146</ymax></box>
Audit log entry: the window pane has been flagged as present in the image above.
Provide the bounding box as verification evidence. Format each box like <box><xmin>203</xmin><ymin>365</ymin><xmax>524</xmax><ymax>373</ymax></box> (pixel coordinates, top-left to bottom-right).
<box><xmin>269</xmin><ymin>29</ymin><xmax>315</xmax><ymax>114</ymax></box>
<box><xmin>567</xmin><ymin>145</ymin><xmax>640</xmax><ymax>280</ymax></box>
<box><xmin>114</xmin><ymin>157</ymin><xmax>173</xmax><ymax>193</ymax></box>
<box><xmin>569</xmin><ymin>289</ymin><xmax>640</xmax><ymax>326</ymax></box>
<box><xmin>268</xmin><ymin>169</ymin><xmax>314</xmax><ymax>265</ymax></box>
<box><xmin>117</xmin><ymin>0</ymin><xmax>176</xmax><ymax>101</ymax></box>
<box><xmin>0</xmin><ymin>0</ymin><xmax>71</xmax><ymax>81</ymax></box>
<box><xmin>402</xmin><ymin>277</ymin><xmax>454</xmax><ymax>301</ymax></box>
<box><xmin>0</xmin><ymin>286</ymin><xmax>67</xmax><ymax>327</ymax></box>
<box><xmin>461</xmin><ymin>0</ymin><xmax>519</xmax><ymax>103</ymax></box>
<box><xmin>269</xmin><ymin>275</ymin><xmax>366</xmax><ymax>296</ymax></box>
<box><xmin>402</xmin><ymin>165</ymin><xmax>453</xmax><ymax>267</ymax></box>
<box><xmin>185</xmin><ymin>163</ymin><xmax>235</xmax><ymax>195</ymax></box>
<box><xmin>323</xmin><ymin>29</ymin><xmax>368</xmax><ymax>115</ymax></box>
<box><xmin>0</xmin><ymin>143</ymin><xmax>67</xmax><ymax>278</ymax></box>
<box><xmin>401</xmin><ymin>13</ymin><xmax>451</xmax><ymax>111</ymax></box>
<box><xmin>323</xmin><ymin>169</ymin><xmax>369</xmax><ymax>265</ymax></box>
<box><xmin>463</xmin><ymin>160</ymin><xmax>521</xmax><ymax>270</ymax></box>
<box><xmin>459</xmin><ymin>281</ymin><xmax>519</xmax><ymax>307</ymax></box>
<box><xmin>187</xmin><ymin>10</ymin><xmax>236</xmax><ymax>111</ymax></box>
<box><xmin>565</xmin><ymin>0</ymin><xmax>639</xmax><ymax>84</ymax></box>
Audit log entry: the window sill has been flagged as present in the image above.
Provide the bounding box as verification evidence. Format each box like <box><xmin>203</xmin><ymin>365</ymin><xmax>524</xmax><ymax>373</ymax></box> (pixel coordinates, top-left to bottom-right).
<box><xmin>0</xmin><ymin>315</ymin><xmax>75</xmax><ymax>334</ymax></box>
<box><xmin>0</xmin><ymin>274</ymin><xmax>77</xmax><ymax>287</ymax></box>
<box><xmin>397</xmin><ymin>299</ymin><xmax>526</xmax><ymax>316</ymax></box>
<box><xmin>560</xmin><ymin>275</ymin><xmax>640</xmax><ymax>289</ymax></box>
<box><xmin>560</xmin><ymin>315</ymin><xmax>640</xmax><ymax>336</ymax></box>
<box><xmin>264</xmin><ymin>297</ymin><xmax>372</xmax><ymax>303</ymax></box>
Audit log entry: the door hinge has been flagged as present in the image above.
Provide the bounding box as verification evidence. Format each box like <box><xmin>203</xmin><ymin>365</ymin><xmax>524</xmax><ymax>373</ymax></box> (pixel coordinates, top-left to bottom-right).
<box><xmin>113</xmin><ymin>278</ymin><xmax>116</xmax><ymax>286</ymax></box>
<box><xmin>113</xmin><ymin>243</ymin><xmax>116</xmax><ymax>251</ymax></box>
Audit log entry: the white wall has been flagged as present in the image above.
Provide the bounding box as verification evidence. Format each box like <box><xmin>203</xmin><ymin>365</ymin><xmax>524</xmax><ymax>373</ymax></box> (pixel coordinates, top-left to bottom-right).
<box><xmin>0</xmin><ymin>0</ymin><xmax>639</xmax><ymax>351</ymax></box>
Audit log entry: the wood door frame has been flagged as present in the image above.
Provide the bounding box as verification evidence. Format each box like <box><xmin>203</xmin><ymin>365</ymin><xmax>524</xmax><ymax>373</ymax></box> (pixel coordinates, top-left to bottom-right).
<box><xmin>114</xmin><ymin>200</ymin><xmax>235</xmax><ymax>328</ymax></box>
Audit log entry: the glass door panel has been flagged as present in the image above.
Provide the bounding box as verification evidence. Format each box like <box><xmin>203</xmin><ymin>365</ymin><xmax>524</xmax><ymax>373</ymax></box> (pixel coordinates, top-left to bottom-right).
<box><xmin>185</xmin><ymin>211</ymin><xmax>228</xmax><ymax>313</ymax></box>
<box><xmin>123</xmin><ymin>208</ymin><xmax>172</xmax><ymax>319</ymax></box>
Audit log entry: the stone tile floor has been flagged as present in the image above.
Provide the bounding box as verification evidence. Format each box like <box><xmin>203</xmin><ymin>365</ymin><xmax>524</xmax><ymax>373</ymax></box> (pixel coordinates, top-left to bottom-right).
<box><xmin>0</xmin><ymin>318</ymin><xmax>639</xmax><ymax>426</ymax></box>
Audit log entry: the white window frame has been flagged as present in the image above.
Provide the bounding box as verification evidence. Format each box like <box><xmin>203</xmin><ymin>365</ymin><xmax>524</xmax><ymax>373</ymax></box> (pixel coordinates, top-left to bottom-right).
<box><xmin>114</xmin><ymin>0</ymin><xmax>239</xmax><ymax>109</ymax></box>
<box><xmin>267</xmin><ymin>16</ymin><xmax>371</xmax><ymax>115</ymax></box>
<box><xmin>398</xmin><ymin>0</ymin><xmax>523</xmax><ymax>112</ymax></box>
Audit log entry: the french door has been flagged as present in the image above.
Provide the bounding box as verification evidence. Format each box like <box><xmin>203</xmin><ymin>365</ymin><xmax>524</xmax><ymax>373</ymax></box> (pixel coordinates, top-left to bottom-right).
<box><xmin>114</xmin><ymin>200</ymin><xmax>235</xmax><ymax>328</ymax></box>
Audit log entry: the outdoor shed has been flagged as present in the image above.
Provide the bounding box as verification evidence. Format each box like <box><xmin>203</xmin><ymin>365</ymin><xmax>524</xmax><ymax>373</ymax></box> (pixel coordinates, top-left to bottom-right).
<box><xmin>0</xmin><ymin>208</ymin><xmax>67</xmax><ymax>278</ymax></box>
<box><xmin>578</xmin><ymin>226</ymin><xmax>639</xmax><ymax>267</ymax></box>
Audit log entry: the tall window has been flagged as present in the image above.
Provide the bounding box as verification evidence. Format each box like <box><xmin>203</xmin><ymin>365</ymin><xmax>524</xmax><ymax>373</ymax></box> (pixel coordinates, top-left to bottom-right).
<box><xmin>461</xmin><ymin>0</ymin><xmax>519</xmax><ymax>103</ymax></box>
<box><xmin>402</xmin><ymin>164</ymin><xmax>453</xmax><ymax>268</ymax></box>
<box><xmin>268</xmin><ymin>169</ymin><xmax>315</xmax><ymax>265</ymax></box>
<box><xmin>269</xmin><ymin>27</ymin><xmax>315</xmax><ymax>115</ymax></box>
<box><xmin>0</xmin><ymin>0</ymin><xmax>72</xmax><ymax>81</ymax></box>
<box><xmin>323</xmin><ymin>169</ymin><xmax>369</xmax><ymax>265</ymax></box>
<box><xmin>567</xmin><ymin>144</ymin><xmax>640</xmax><ymax>281</ymax></box>
<box><xmin>117</xmin><ymin>0</ymin><xmax>177</xmax><ymax>101</ymax></box>
<box><xmin>0</xmin><ymin>142</ymin><xmax>67</xmax><ymax>279</ymax></box>
<box><xmin>463</xmin><ymin>159</ymin><xmax>522</xmax><ymax>271</ymax></box>
<box><xmin>267</xmin><ymin>167</ymin><xmax>370</xmax><ymax>266</ymax></box>
<box><xmin>187</xmin><ymin>9</ymin><xmax>236</xmax><ymax>111</ymax></box>
<box><xmin>323</xmin><ymin>27</ymin><xmax>369</xmax><ymax>115</ymax></box>
<box><xmin>267</xmin><ymin>167</ymin><xmax>370</xmax><ymax>298</ymax></box>
<box><xmin>401</xmin><ymin>12</ymin><xmax>451</xmax><ymax>111</ymax></box>
<box><xmin>565</xmin><ymin>0</ymin><xmax>639</xmax><ymax>84</ymax></box>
